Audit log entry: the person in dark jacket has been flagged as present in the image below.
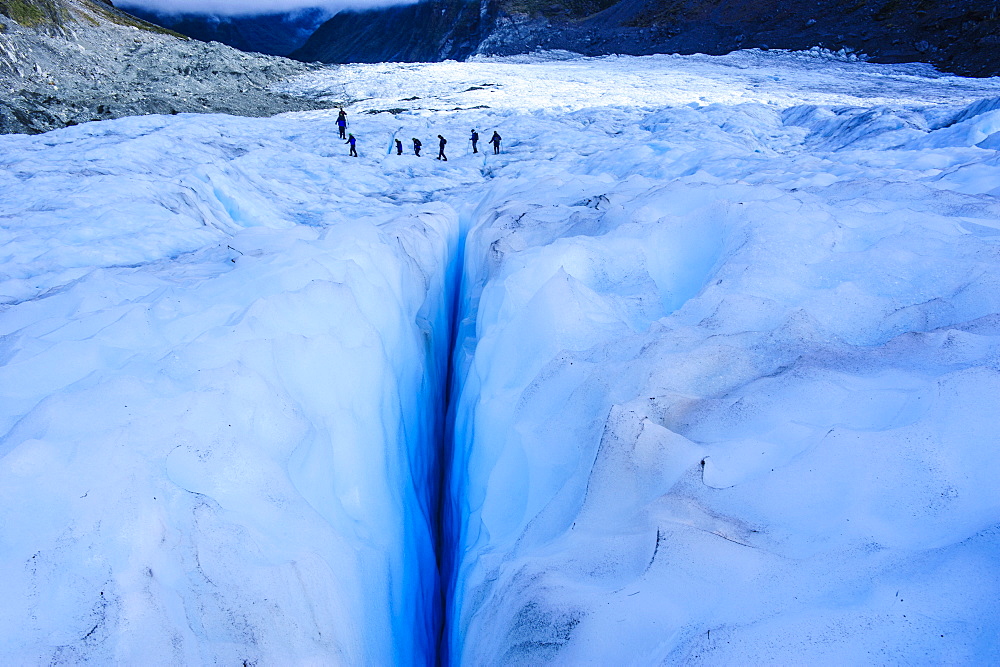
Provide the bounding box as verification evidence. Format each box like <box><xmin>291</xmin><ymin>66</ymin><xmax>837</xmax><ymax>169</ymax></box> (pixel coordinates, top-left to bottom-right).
<box><xmin>437</xmin><ymin>135</ymin><xmax>448</xmax><ymax>161</ymax></box>
<box><xmin>412</xmin><ymin>138</ymin><xmax>422</xmax><ymax>156</ymax></box>
<box><xmin>395</xmin><ymin>138</ymin><xmax>403</xmax><ymax>155</ymax></box>
<box><xmin>337</xmin><ymin>108</ymin><xmax>347</xmax><ymax>140</ymax></box>
<box><xmin>471</xmin><ymin>129</ymin><xmax>479</xmax><ymax>153</ymax></box>
<box><xmin>490</xmin><ymin>131</ymin><xmax>501</xmax><ymax>154</ymax></box>
<box><xmin>347</xmin><ymin>133</ymin><xmax>357</xmax><ymax>157</ymax></box>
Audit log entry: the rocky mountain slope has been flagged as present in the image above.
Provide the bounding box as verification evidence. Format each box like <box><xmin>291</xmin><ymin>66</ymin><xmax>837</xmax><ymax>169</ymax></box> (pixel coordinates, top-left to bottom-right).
<box><xmin>120</xmin><ymin>7</ymin><xmax>330</xmax><ymax>56</ymax></box>
<box><xmin>293</xmin><ymin>0</ymin><xmax>1000</xmax><ymax>77</ymax></box>
<box><xmin>293</xmin><ymin>0</ymin><xmax>497</xmax><ymax>64</ymax></box>
<box><xmin>0</xmin><ymin>0</ymin><xmax>328</xmax><ymax>134</ymax></box>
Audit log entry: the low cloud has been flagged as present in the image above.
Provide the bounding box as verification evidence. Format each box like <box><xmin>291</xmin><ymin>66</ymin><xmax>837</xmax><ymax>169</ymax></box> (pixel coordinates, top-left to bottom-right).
<box><xmin>116</xmin><ymin>0</ymin><xmax>415</xmax><ymax>17</ymax></box>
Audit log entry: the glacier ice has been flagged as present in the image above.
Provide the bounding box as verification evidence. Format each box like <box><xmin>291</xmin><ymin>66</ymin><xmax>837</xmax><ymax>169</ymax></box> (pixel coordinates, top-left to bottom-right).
<box><xmin>0</xmin><ymin>113</ymin><xmax>458</xmax><ymax>663</ymax></box>
<box><xmin>433</xmin><ymin>55</ymin><xmax>1000</xmax><ymax>664</ymax></box>
<box><xmin>3</xmin><ymin>51</ymin><xmax>1000</xmax><ymax>664</ymax></box>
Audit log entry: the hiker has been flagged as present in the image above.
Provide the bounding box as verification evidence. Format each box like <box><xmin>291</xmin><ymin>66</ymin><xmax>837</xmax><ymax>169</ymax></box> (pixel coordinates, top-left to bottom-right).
<box><xmin>437</xmin><ymin>134</ymin><xmax>447</xmax><ymax>161</ymax></box>
<box><xmin>471</xmin><ymin>129</ymin><xmax>479</xmax><ymax>153</ymax></box>
<box><xmin>347</xmin><ymin>133</ymin><xmax>357</xmax><ymax>157</ymax></box>
<box><xmin>337</xmin><ymin>109</ymin><xmax>347</xmax><ymax>139</ymax></box>
<box><xmin>395</xmin><ymin>138</ymin><xmax>403</xmax><ymax>155</ymax></box>
<box><xmin>412</xmin><ymin>137</ymin><xmax>422</xmax><ymax>156</ymax></box>
<box><xmin>490</xmin><ymin>131</ymin><xmax>501</xmax><ymax>154</ymax></box>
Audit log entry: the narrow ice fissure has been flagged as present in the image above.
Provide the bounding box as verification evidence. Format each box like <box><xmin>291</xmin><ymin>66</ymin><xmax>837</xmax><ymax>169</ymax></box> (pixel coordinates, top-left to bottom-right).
<box><xmin>431</xmin><ymin>198</ymin><xmax>476</xmax><ymax>667</ymax></box>
<box><xmin>434</xmin><ymin>224</ymin><xmax>463</xmax><ymax>667</ymax></box>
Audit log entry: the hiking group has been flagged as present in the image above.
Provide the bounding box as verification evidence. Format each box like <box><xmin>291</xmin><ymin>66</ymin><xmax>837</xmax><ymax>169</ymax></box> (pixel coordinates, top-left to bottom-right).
<box><xmin>471</xmin><ymin>129</ymin><xmax>502</xmax><ymax>154</ymax></box>
<box><xmin>335</xmin><ymin>109</ymin><xmax>502</xmax><ymax>159</ymax></box>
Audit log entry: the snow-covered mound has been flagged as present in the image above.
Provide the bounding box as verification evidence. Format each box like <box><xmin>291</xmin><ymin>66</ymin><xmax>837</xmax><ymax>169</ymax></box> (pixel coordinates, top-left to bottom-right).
<box><xmin>2</xmin><ymin>51</ymin><xmax>1000</xmax><ymax>663</ymax></box>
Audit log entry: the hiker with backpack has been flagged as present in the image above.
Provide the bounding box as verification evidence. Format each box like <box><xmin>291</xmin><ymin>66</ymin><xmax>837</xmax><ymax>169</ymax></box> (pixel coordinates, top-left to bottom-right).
<box><xmin>337</xmin><ymin>108</ymin><xmax>348</xmax><ymax>140</ymax></box>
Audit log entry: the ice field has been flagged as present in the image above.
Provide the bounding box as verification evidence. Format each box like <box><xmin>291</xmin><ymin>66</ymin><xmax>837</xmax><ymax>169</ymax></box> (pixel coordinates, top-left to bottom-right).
<box><xmin>3</xmin><ymin>50</ymin><xmax>1000</xmax><ymax>663</ymax></box>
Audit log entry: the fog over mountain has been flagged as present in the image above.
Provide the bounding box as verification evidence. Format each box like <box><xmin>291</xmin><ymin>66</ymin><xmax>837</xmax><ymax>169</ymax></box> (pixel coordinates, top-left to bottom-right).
<box><xmin>121</xmin><ymin>6</ymin><xmax>332</xmax><ymax>55</ymax></box>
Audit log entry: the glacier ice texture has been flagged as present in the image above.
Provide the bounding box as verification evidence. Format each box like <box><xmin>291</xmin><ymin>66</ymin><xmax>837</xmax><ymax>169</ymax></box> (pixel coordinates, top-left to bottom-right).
<box><xmin>3</xmin><ymin>51</ymin><xmax>1000</xmax><ymax>664</ymax></box>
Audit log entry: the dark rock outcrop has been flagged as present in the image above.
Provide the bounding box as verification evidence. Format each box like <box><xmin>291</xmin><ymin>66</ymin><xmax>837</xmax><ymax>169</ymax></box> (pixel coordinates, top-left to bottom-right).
<box><xmin>292</xmin><ymin>0</ymin><xmax>1000</xmax><ymax>77</ymax></box>
<box><xmin>292</xmin><ymin>0</ymin><xmax>498</xmax><ymax>63</ymax></box>
<box><xmin>485</xmin><ymin>0</ymin><xmax>1000</xmax><ymax>78</ymax></box>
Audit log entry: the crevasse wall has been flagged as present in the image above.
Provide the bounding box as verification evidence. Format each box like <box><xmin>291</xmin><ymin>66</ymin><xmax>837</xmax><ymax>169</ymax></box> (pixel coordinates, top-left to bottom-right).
<box><xmin>445</xmin><ymin>97</ymin><xmax>1000</xmax><ymax>664</ymax></box>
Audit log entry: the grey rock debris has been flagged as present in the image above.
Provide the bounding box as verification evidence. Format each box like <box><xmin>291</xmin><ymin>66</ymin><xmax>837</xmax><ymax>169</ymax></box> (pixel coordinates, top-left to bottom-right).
<box><xmin>0</xmin><ymin>0</ymin><xmax>331</xmax><ymax>135</ymax></box>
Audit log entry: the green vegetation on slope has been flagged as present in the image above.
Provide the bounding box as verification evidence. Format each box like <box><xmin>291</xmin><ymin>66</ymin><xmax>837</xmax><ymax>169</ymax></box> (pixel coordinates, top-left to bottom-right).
<box><xmin>0</xmin><ymin>0</ymin><xmax>185</xmax><ymax>36</ymax></box>
<box><xmin>0</xmin><ymin>0</ymin><xmax>66</xmax><ymax>27</ymax></box>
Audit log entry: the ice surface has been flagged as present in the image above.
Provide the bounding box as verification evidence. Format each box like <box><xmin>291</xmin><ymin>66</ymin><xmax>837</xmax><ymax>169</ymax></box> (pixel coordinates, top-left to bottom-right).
<box><xmin>432</xmin><ymin>53</ymin><xmax>1000</xmax><ymax>664</ymax></box>
<box><xmin>0</xmin><ymin>113</ymin><xmax>461</xmax><ymax>663</ymax></box>
<box><xmin>3</xmin><ymin>50</ymin><xmax>1000</xmax><ymax>663</ymax></box>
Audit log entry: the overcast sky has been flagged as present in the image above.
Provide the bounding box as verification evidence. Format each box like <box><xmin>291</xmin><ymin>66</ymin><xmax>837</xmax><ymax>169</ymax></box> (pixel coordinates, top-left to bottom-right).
<box><xmin>116</xmin><ymin>0</ymin><xmax>412</xmax><ymax>16</ymax></box>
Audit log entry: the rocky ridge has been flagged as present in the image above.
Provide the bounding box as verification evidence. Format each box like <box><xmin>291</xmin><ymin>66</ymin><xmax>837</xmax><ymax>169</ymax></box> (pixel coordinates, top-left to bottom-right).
<box><xmin>293</xmin><ymin>0</ymin><xmax>1000</xmax><ymax>78</ymax></box>
<box><xmin>482</xmin><ymin>0</ymin><xmax>1000</xmax><ymax>77</ymax></box>
<box><xmin>0</xmin><ymin>0</ymin><xmax>329</xmax><ymax>134</ymax></box>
